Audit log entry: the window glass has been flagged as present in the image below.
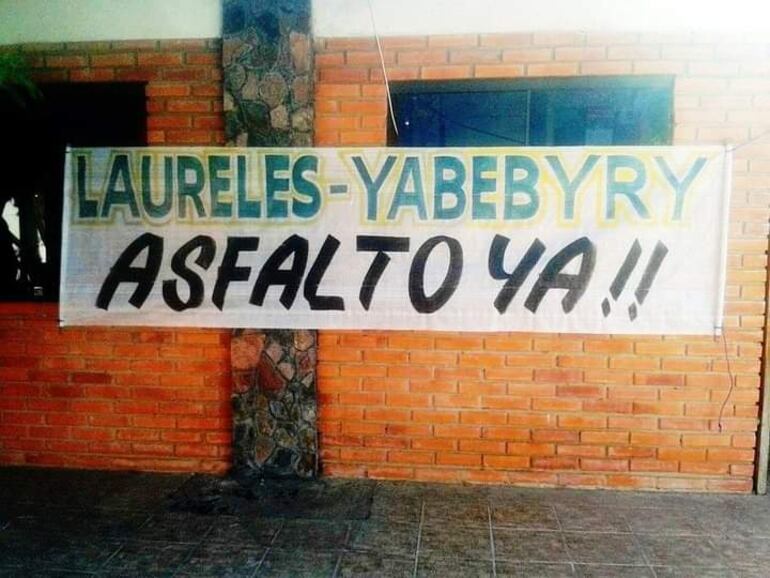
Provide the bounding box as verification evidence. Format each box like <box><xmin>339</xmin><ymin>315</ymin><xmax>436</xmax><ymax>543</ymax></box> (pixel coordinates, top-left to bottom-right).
<box><xmin>389</xmin><ymin>77</ymin><xmax>673</xmax><ymax>147</ymax></box>
<box><xmin>0</xmin><ymin>83</ymin><xmax>147</xmax><ymax>301</ymax></box>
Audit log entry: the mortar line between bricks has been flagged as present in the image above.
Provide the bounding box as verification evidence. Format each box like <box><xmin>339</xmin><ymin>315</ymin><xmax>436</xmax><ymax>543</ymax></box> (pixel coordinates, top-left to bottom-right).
<box><xmin>412</xmin><ymin>500</ymin><xmax>426</xmax><ymax>578</ymax></box>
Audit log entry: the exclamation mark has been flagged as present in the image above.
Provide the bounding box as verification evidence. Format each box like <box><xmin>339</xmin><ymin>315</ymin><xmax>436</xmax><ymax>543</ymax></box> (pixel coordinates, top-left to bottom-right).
<box><xmin>602</xmin><ymin>240</ymin><xmax>642</xmax><ymax>317</ymax></box>
<box><xmin>628</xmin><ymin>241</ymin><xmax>669</xmax><ymax>321</ymax></box>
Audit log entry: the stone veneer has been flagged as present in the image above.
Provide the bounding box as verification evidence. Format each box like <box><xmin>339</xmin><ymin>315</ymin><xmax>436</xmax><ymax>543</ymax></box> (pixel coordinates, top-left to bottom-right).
<box><xmin>222</xmin><ymin>0</ymin><xmax>313</xmax><ymax>146</ymax></box>
<box><xmin>231</xmin><ymin>329</ymin><xmax>317</xmax><ymax>477</ymax></box>
<box><xmin>222</xmin><ymin>0</ymin><xmax>318</xmax><ymax>478</ymax></box>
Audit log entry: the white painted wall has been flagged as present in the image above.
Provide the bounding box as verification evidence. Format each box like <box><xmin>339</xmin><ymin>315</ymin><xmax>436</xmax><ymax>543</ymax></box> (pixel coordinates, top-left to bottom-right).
<box><xmin>315</xmin><ymin>0</ymin><xmax>770</xmax><ymax>37</ymax></box>
<box><xmin>2</xmin><ymin>0</ymin><xmax>769</xmax><ymax>46</ymax></box>
<box><xmin>0</xmin><ymin>0</ymin><xmax>221</xmax><ymax>45</ymax></box>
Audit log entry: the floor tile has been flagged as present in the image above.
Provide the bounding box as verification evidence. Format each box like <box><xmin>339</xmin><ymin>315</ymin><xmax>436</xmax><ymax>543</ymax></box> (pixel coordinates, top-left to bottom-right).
<box><xmin>173</xmin><ymin>542</ymin><xmax>265</xmax><ymax>577</ymax></box>
<box><xmin>729</xmin><ymin>566</ymin><xmax>770</xmax><ymax>578</ymax></box>
<box><xmin>491</xmin><ymin>503</ymin><xmax>560</xmax><ymax>530</ymax></box>
<box><xmin>0</xmin><ymin>569</ymin><xmax>97</xmax><ymax>578</ymax></box>
<box><xmin>573</xmin><ymin>563</ymin><xmax>653</xmax><ymax>577</ymax></box>
<box><xmin>368</xmin><ymin>496</ymin><xmax>423</xmax><ymax>523</ymax></box>
<box><xmin>206</xmin><ymin>516</ymin><xmax>282</xmax><ymax>546</ymax></box>
<box><xmin>256</xmin><ymin>549</ymin><xmax>338</xmax><ymax>577</ymax></box>
<box><xmin>98</xmin><ymin>472</ymin><xmax>187</xmax><ymax>511</ymax></box>
<box><xmin>493</xmin><ymin>530</ymin><xmax>570</xmax><ymax>563</ymax></box>
<box><xmin>416</xmin><ymin>555</ymin><xmax>493</xmax><ymax>577</ymax></box>
<box><xmin>554</xmin><ymin>504</ymin><xmax>630</xmax><ymax>532</ymax></box>
<box><xmin>496</xmin><ymin>561</ymin><xmax>576</xmax><ymax>577</ymax></box>
<box><xmin>0</xmin><ymin>531</ymin><xmax>64</xmax><ymax>566</ymax></box>
<box><xmin>36</xmin><ymin>538</ymin><xmax>123</xmax><ymax>572</ymax></box>
<box><xmin>419</xmin><ymin>522</ymin><xmax>492</xmax><ymax>560</ymax></box>
<box><xmin>133</xmin><ymin>512</ymin><xmax>214</xmax><ymax>543</ymax></box>
<box><xmin>709</xmin><ymin>534</ymin><xmax>770</xmax><ymax>566</ymax></box>
<box><xmin>423</xmin><ymin>500</ymin><xmax>489</xmax><ymax>527</ymax></box>
<box><xmin>10</xmin><ymin>511</ymin><xmax>150</xmax><ymax>542</ymax></box>
<box><xmin>622</xmin><ymin>508</ymin><xmax>705</xmax><ymax>535</ymax></box>
<box><xmin>699</xmin><ymin>506</ymin><xmax>770</xmax><ymax>539</ymax></box>
<box><xmin>336</xmin><ymin>551</ymin><xmax>413</xmax><ymax>578</ymax></box>
<box><xmin>564</xmin><ymin>532</ymin><xmax>645</xmax><ymax>564</ymax></box>
<box><xmin>651</xmin><ymin>567</ymin><xmax>731</xmax><ymax>578</ymax></box>
<box><xmin>636</xmin><ymin>534</ymin><xmax>725</xmax><ymax>567</ymax></box>
<box><xmin>348</xmin><ymin>520</ymin><xmax>419</xmax><ymax>555</ymax></box>
<box><xmin>4</xmin><ymin>467</ymin><xmax>770</xmax><ymax>577</ymax></box>
<box><xmin>270</xmin><ymin>520</ymin><xmax>350</xmax><ymax>551</ymax></box>
<box><xmin>101</xmin><ymin>541</ymin><xmax>193</xmax><ymax>577</ymax></box>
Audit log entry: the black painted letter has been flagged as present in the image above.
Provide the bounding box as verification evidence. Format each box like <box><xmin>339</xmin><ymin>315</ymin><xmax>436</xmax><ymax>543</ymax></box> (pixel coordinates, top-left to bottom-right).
<box><xmin>304</xmin><ymin>235</ymin><xmax>344</xmax><ymax>310</ymax></box>
<box><xmin>162</xmin><ymin>235</ymin><xmax>216</xmax><ymax>311</ymax></box>
<box><xmin>409</xmin><ymin>236</ymin><xmax>463</xmax><ymax>314</ymax></box>
<box><xmin>524</xmin><ymin>237</ymin><xmax>595</xmax><ymax>314</ymax></box>
<box><xmin>250</xmin><ymin>234</ymin><xmax>309</xmax><ymax>309</ymax></box>
<box><xmin>356</xmin><ymin>236</ymin><xmax>410</xmax><ymax>310</ymax></box>
<box><xmin>96</xmin><ymin>233</ymin><xmax>163</xmax><ymax>310</ymax></box>
<box><xmin>212</xmin><ymin>237</ymin><xmax>258</xmax><ymax>310</ymax></box>
<box><xmin>488</xmin><ymin>235</ymin><xmax>546</xmax><ymax>314</ymax></box>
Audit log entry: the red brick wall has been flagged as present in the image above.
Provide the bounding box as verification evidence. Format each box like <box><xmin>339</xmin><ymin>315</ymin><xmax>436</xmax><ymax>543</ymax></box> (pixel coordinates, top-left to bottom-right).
<box><xmin>2</xmin><ymin>33</ymin><xmax>768</xmax><ymax>490</ymax></box>
<box><xmin>0</xmin><ymin>39</ymin><xmax>231</xmax><ymax>473</ymax></box>
<box><xmin>313</xmin><ymin>32</ymin><xmax>770</xmax><ymax>492</ymax></box>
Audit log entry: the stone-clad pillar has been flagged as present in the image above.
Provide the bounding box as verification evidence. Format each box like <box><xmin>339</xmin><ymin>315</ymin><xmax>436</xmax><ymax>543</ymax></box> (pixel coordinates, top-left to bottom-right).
<box><xmin>222</xmin><ymin>0</ymin><xmax>317</xmax><ymax>479</ymax></box>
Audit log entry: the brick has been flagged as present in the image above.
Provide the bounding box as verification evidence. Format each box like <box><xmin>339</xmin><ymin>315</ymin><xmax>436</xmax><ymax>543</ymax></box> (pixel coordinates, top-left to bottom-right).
<box><xmin>388</xmin><ymin>450</ymin><xmax>434</xmax><ymax>465</ymax></box>
<box><xmin>137</xmin><ymin>52</ymin><xmax>184</xmax><ymax>66</ymax></box>
<box><xmin>46</xmin><ymin>54</ymin><xmax>88</xmax><ymax>68</ymax></box>
<box><xmin>507</xmin><ymin>442</ymin><xmax>554</xmax><ymax>456</ymax></box>
<box><xmin>473</xmin><ymin>64</ymin><xmax>525</xmax><ymax>78</ymax></box>
<box><xmin>90</xmin><ymin>53</ymin><xmax>136</xmax><ymax>67</ymax></box>
<box><xmin>434</xmin><ymin>424</ymin><xmax>481</xmax><ymax>439</ymax></box>
<box><xmin>429</xmin><ymin>35</ymin><xmax>479</xmax><ymax>48</ymax></box>
<box><xmin>583</xmin><ymin>340</ymin><xmax>633</xmax><ymax>354</ymax></box>
<box><xmin>479</xmin><ymin>33</ymin><xmax>532</xmax><ymax>47</ymax></box>
<box><xmin>483</xmin><ymin>427</ymin><xmax>530</xmax><ymax>441</ymax></box>
<box><xmin>580</xmin><ymin>61</ymin><xmax>633</xmax><ymax>75</ymax></box>
<box><xmin>398</xmin><ymin>49</ymin><xmax>448</xmax><ymax>66</ymax></box>
<box><xmin>450</xmin><ymin>48</ymin><xmax>500</xmax><ymax>64</ymax></box>
<box><xmin>532</xmin><ymin>456</ymin><xmax>578</xmax><ymax>470</ymax></box>
<box><xmin>421</xmin><ymin>65</ymin><xmax>472</xmax><ymax>80</ymax></box>
<box><xmin>527</xmin><ymin>62</ymin><xmax>579</xmax><ymax>76</ymax></box>
<box><xmin>658</xmin><ymin>447</ymin><xmax>707</xmax><ymax>462</ymax></box>
<box><xmin>484</xmin><ymin>455</ymin><xmax>529</xmax><ymax>469</ymax></box>
<box><xmin>581</xmin><ymin>458</ymin><xmax>628</xmax><ymax>472</ymax></box>
<box><xmin>131</xmin><ymin>415</ymin><xmax>177</xmax><ymax>429</ymax></box>
<box><xmin>435</xmin><ymin>452</ymin><xmax>482</xmax><ymax>467</ymax></box>
<box><xmin>558</xmin><ymin>415</ymin><xmax>607</xmax><ymax>429</ymax></box>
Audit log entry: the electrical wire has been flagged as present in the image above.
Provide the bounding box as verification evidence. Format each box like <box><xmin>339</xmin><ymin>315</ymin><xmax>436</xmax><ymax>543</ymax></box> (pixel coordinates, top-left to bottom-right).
<box><xmin>717</xmin><ymin>330</ymin><xmax>736</xmax><ymax>433</ymax></box>
<box><xmin>727</xmin><ymin>127</ymin><xmax>770</xmax><ymax>153</ymax></box>
<box><xmin>366</xmin><ymin>0</ymin><xmax>398</xmax><ymax>136</ymax></box>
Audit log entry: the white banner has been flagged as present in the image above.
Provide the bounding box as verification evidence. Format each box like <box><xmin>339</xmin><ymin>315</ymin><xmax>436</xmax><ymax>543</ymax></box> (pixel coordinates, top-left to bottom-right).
<box><xmin>60</xmin><ymin>146</ymin><xmax>730</xmax><ymax>334</ymax></box>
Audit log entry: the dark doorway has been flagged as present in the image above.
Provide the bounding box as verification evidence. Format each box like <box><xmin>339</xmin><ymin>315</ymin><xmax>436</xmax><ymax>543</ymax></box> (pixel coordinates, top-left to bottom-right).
<box><xmin>0</xmin><ymin>82</ymin><xmax>147</xmax><ymax>300</ymax></box>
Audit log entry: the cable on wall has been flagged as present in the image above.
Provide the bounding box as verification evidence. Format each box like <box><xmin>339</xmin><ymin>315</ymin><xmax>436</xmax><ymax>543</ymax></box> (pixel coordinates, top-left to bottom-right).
<box><xmin>366</xmin><ymin>0</ymin><xmax>399</xmax><ymax>136</ymax></box>
<box><xmin>717</xmin><ymin>330</ymin><xmax>736</xmax><ymax>432</ymax></box>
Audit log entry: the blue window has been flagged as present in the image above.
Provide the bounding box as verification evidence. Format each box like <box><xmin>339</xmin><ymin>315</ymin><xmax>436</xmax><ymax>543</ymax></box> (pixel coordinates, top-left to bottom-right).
<box><xmin>389</xmin><ymin>76</ymin><xmax>673</xmax><ymax>147</ymax></box>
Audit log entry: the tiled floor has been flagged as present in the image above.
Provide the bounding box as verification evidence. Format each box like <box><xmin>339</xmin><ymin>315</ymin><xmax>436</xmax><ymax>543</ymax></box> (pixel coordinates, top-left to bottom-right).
<box><xmin>1</xmin><ymin>467</ymin><xmax>770</xmax><ymax>577</ymax></box>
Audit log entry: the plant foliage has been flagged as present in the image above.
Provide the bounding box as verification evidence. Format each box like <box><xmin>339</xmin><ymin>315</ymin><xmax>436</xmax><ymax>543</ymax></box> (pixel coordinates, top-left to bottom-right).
<box><xmin>0</xmin><ymin>51</ymin><xmax>40</xmax><ymax>107</ymax></box>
